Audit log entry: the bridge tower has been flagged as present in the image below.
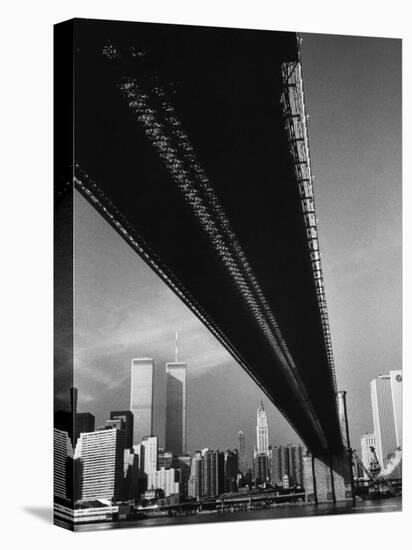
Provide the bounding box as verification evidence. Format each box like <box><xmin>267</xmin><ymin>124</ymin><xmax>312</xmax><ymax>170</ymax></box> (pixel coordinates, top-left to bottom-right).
<box><xmin>303</xmin><ymin>391</ymin><xmax>354</xmax><ymax>503</ymax></box>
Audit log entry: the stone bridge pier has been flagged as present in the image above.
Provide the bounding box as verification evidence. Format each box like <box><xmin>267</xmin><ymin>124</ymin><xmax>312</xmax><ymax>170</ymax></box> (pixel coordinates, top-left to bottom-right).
<box><xmin>303</xmin><ymin>391</ymin><xmax>354</xmax><ymax>504</ymax></box>
<box><xmin>303</xmin><ymin>451</ymin><xmax>353</xmax><ymax>503</ymax></box>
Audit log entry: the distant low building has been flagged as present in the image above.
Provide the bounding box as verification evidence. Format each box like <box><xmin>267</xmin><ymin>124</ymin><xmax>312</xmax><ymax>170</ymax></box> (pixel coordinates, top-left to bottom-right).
<box><xmin>75</xmin><ymin>413</ymin><xmax>95</xmax><ymax>447</ymax></box>
<box><xmin>110</xmin><ymin>411</ymin><xmax>134</xmax><ymax>450</ymax></box>
<box><xmin>54</xmin><ymin>428</ymin><xmax>74</xmax><ymax>502</ymax></box>
<box><xmin>54</xmin><ymin>499</ymin><xmax>126</xmax><ymax>525</ymax></box>
<box><xmin>144</xmin><ymin>488</ymin><xmax>164</xmax><ymax>501</ymax></box>
<box><xmin>360</xmin><ymin>433</ymin><xmax>376</xmax><ymax>473</ymax></box>
<box><xmin>172</xmin><ymin>455</ymin><xmax>192</xmax><ymax>497</ymax></box>
<box><xmin>148</xmin><ymin>467</ymin><xmax>180</xmax><ymax>497</ymax></box>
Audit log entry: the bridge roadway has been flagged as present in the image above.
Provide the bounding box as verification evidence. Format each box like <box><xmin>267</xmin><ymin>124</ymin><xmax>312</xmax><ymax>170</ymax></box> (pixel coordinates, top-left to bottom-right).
<box><xmin>57</xmin><ymin>20</ymin><xmax>345</xmax><ymax>456</ymax></box>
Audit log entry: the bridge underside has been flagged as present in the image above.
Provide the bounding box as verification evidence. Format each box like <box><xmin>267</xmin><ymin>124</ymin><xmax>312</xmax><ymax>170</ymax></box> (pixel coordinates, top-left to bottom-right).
<box><xmin>57</xmin><ymin>19</ymin><xmax>344</xmax><ymax>456</ymax></box>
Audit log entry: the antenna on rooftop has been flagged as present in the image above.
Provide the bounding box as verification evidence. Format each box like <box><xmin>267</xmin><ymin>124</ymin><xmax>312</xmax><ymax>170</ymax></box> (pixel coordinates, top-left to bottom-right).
<box><xmin>175</xmin><ymin>331</ymin><xmax>178</xmax><ymax>363</ymax></box>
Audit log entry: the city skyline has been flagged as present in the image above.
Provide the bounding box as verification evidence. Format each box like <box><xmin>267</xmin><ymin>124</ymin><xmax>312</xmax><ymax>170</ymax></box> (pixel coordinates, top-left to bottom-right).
<box><xmin>59</xmin><ymin>356</ymin><xmax>402</xmax><ymax>508</ymax></box>
<box><xmin>56</xmin><ymin>376</ymin><xmax>307</xmax><ymax>500</ymax></box>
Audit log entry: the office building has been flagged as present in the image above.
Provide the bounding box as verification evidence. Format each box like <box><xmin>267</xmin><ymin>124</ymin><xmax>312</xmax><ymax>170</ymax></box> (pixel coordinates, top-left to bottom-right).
<box><xmin>105</xmin><ymin>418</ymin><xmax>125</xmax><ymax>431</ymax></box>
<box><xmin>172</xmin><ymin>455</ymin><xmax>192</xmax><ymax>497</ymax></box>
<box><xmin>238</xmin><ymin>430</ymin><xmax>246</xmax><ymax>473</ymax></box>
<box><xmin>124</xmin><ymin>448</ymin><xmax>145</xmax><ymax>501</ymax></box>
<box><xmin>254</xmin><ymin>453</ymin><xmax>269</xmax><ymax>486</ymax></box>
<box><xmin>148</xmin><ymin>467</ymin><xmax>180</xmax><ymax>497</ymax></box>
<box><xmin>271</xmin><ymin>444</ymin><xmax>303</xmax><ymax>486</ymax></box>
<box><xmin>288</xmin><ymin>444</ymin><xmax>304</xmax><ymax>485</ymax></box>
<box><xmin>110</xmin><ymin>411</ymin><xmax>134</xmax><ymax>449</ymax></box>
<box><xmin>389</xmin><ymin>370</ymin><xmax>402</xmax><ymax>448</ymax></box>
<box><xmin>54</xmin><ymin>501</ymin><xmax>121</xmax><ymax>525</ymax></box>
<box><xmin>165</xmin><ymin>361</ymin><xmax>187</xmax><ymax>456</ymax></box>
<box><xmin>77</xmin><ymin>429</ymin><xmax>125</xmax><ymax>501</ymax></box>
<box><xmin>256</xmin><ymin>401</ymin><xmax>269</xmax><ymax>455</ymax></box>
<box><xmin>54</xmin><ymin>428</ymin><xmax>74</xmax><ymax>501</ymax></box>
<box><xmin>371</xmin><ymin>373</ymin><xmax>400</xmax><ymax>468</ymax></box>
<box><xmin>130</xmin><ymin>358</ymin><xmax>154</xmax><ymax>445</ymax></box>
<box><xmin>158</xmin><ymin>449</ymin><xmax>174</xmax><ymax>469</ymax></box>
<box><xmin>224</xmin><ymin>449</ymin><xmax>239</xmax><ymax>492</ymax></box>
<box><xmin>136</xmin><ymin>435</ymin><xmax>158</xmax><ymax>476</ymax></box>
<box><xmin>271</xmin><ymin>446</ymin><xmax>283</xmax><ymax>484</ymax></box>
<box><xmin>203</xmin><ymin>450</ymin><xmax>224</xmax><ymax>498</ymax></box>
<box><xmin>188</xmin><ymin>451</ymin><xmax>204</xmax><ymax>499</ymax></box>
<box><xmin>165</xmin><ymin>336</ymin><xmax>187</xmax><ymax>456</ymax></box>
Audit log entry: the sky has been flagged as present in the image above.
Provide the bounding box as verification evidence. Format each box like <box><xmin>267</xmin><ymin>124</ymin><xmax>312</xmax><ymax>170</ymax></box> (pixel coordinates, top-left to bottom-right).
<box><xmin>301</xmin><ymin>33</ymin><xmax>402</xmax><ymax>451</ymax></box>
<box><xmin>73</xmin><ymin>32</ymin><xmax>401</xmax><ymax>460</ymax></box>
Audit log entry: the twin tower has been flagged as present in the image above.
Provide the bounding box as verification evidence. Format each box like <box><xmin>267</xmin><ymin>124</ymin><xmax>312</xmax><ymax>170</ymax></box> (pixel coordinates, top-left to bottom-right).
<box><xmin>130</xmin><ymin>333</ymin><xmax>187</xmax><ymax>456</ymax></box>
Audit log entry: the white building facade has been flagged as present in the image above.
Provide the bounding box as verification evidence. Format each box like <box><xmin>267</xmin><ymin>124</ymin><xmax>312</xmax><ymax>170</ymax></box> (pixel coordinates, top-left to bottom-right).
<box><xmin>130</xmin><ymin>358</ymin><xmax>154</xmax><ymax>446</ymax></box>
<box><xmin>148</xmin><ymin>467</ymin><xmax>180</xmax><ymax>496</ymax></box>
<box><xmin>389</xmin><ymin>370</ymin><xmax>402</xmax><ymax>448</ymax></box>
<box><xmin>54</xmin><ymin>428</ymin><xmax>73</xmax><ymax>500</ymax></box>
<box><xmin>256</xmin><ymin>401</ymin><xmax>269</xmax><ymax>455</ymax></box>
<box><xmin>370</xmin><ymin>371</ymin><xmax>401</xmax><ymax>468</ymax></box>
<box><xmin>77</xmin><ymin>429</ymin><xmax>125</xmax><ymax>501</ymax></box>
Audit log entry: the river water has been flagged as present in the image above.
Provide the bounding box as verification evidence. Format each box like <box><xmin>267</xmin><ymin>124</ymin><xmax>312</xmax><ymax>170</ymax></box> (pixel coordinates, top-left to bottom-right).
<box><xmin>74</xmin><ymin>496</ymin><xmax>401</xmax><ymax>531</ymax></box>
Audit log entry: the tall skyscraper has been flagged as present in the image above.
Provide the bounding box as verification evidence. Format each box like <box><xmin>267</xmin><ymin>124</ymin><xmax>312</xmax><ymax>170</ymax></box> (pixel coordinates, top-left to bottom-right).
<box><xmin>238</xmin><ymin>430</ymin><xmax>246</xmax><ymax>473</ymax></box>
<box><xmin>203</xmin><ymin>450</ymin><xmax>224</xmax><ymax>498</ymax></box>
<box><xmin>371</xmin><ymin>372</ymin><xmax>401</xmax><ymax>468</ymax></box>
<box><xmin>165</xmin><ymin>333</ymin><xmax>187</xmax><ymax>456</ymax></box>
<box><xmin>110</xmin><ymin>410</ymin><xmax>134</xmax><ymax>449</ymax></box>
<box><xmin>188</xmin><ymin>451</ymin><xmax>204</xmax><ymax>499</ymax></box>
<box><xmin>256</xmin><ymin>401</ymin><xmax>269</xmax><ymax>455</ymax></box>
<box><xmin>254</xmin><ymin>453</ymin><xmax>269</xmax><ymax>486</ymax></box>
<box><xmin>288</xmin><ymin>444</ymin><xmax>304</xmax><ymax>485</ymax></box>
<box><xmin>271</xmin><ymin>444</ymin><xmax>303</xmax><ymax>486</ymax></box>
<box><xmin>224</xmin><ymin>449</ymin><xmax>239</xmax><ymax>492</ymax></box>
<box><xmin>130</xmin><ymin>358</ymin><xmax>154</xmax><ymax>445</ymax></box>
<box><xmin>271</xmin><ymin>445</ymin><xmax>287</xmax><ymax>485</ymax></box>
<box><xmin>389</xmin><ymin>370</ymin><xmax>402</xmax><ymax>449</ymax></box>
<box><xmin>77</xmin><ymin>428</ymin><xmax>125</xmax><ymax>501</ymax></box>
<box><xmin>360</xmin><ymin>433</ymin><xmax>376</xmax><ymax>471</ymax></box>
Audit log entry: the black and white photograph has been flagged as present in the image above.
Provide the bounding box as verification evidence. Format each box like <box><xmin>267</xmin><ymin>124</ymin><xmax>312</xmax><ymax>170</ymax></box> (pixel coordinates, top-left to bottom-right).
<box><xmin>1</xmin><ymin>2</ymin><xmax>408</xmax><ymax>548</ymax></box>
<box><xmin>53</xmin><ymin>17</ymin><xmax>402</xmax><ymax>531</ymax></box>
